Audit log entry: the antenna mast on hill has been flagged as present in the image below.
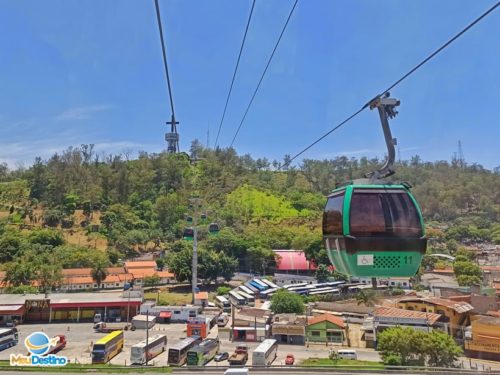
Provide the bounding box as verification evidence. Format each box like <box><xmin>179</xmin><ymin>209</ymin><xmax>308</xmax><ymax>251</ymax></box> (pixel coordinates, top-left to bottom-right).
<box><xmin>154</xmin><ymin>0</ymin><xmax>180</xmax><ymax>153</ymax></box>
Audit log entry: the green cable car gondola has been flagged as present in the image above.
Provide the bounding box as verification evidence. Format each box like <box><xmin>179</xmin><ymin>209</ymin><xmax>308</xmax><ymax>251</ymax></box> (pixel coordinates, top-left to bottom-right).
<box><xmin>183</xmin><ymin>227</ymin><xmax>194</xmax><ymax>241</ymax></box>
<box><xmin>322</xmin><ymin>94</ymin><xmax>427</xmax><ymax>277</ymax></box>
<box><xmin>208</xmin><ymin>223</ymin><xmax>220</xmax><ymax>235</ymax></box>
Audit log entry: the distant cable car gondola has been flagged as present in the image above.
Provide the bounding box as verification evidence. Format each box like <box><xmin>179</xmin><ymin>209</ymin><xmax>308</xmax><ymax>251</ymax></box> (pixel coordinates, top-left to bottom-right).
<box><xmin>186</xmin><ymin>216</ymin><xmax>193</xmax><ymax>223</ymax></box>
<box><xmin>322</xmin><ymin>94</ymin><xmax>426</xmax><ymax>277</ymax></box>
<box><xmin>183</xmin><ymin>227</ymin><xmax>194</xmax><ymax>241</ymax></box>
<box><xmin>208</xmin><ymin>223</ymin><xmax>220</xmax><ymax>235</ymax></box>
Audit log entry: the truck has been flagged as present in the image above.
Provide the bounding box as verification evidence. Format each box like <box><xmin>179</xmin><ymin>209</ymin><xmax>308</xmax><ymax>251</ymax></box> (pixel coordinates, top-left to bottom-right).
<box><xmin>47</xmin><ymin>335</ymin><xmax>67</xmax><ymax>354</ymax></box>
<box><xmin>26</xmin><ymin>335</ymin><xmax>66</xmax><ymax>356</ymax></box>
<box><xmin>228</xmin><ymin>345</ymin><xmax>248</xmax><ymax>366</ymax></box>
<box><xmin>93</xmin><ymin>322</ymin><xmax>136</xmax><ymax>333</ymax></box>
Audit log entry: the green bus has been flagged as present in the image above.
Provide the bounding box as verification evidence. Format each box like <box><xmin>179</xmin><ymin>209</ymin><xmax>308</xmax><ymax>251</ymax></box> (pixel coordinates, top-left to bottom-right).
<box><xmin>186</xmin><ymin>338</ymin><xmax>220</xmax><ymax>366</ymax></box>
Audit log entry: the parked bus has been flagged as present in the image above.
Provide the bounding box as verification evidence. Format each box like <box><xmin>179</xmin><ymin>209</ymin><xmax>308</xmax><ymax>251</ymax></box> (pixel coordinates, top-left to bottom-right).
<box><xmin>252</xmin><ymin>279</ymin><xmax>268</xmax><ymax>289</ymax></box>
<box><xmin>215</xmin><ymin>296</ymin><xmax>231</xmax><ymax>313</ymax></box>
<box><xmin>252</xmin><ymin>339</ymin><xmax>278</xmax><ymax>366</ymax></box>
<box><xmin>244</xmin><ymin>282</ymin><xmax>259</xmax><ymax>293</ymax></box>
<box><xmin>259</xmin><ymin>287</ymin><xmax>278</xmax><ymax>299</ymax></box>
<box><xmin>238</xmin><ymin>285</ymin><xmax>254</xmax><ymax>295</ymax></box>
<box><xmin>309</xmin><ymin>288</ymin><xmax>340</xmax><ymax>296</ymax></box>
<box><xmin>260</xmin><ymin>279</ymin><xmax>279</xmax><ymax>289</ymax></box>
<box><xmin>130</xmin><ymin>334</ymin><xmax>167</xmax><ymax>365</ymax></box>
<box><xmin>186</xmin><ymin>338</ymin><xmax>220</xmax><ymax>366</ymax></box>
<box><xmin>249</xmin><ymin>281</ymin><xmax>266</xmax><ymax>291</ymax></box>
<box><xmin>91</xmin><ymin>330</ymin><xmax>124</xmax><ymax>364</ymax></box>
<box><xmin>168</xmin><ymin>337</ymin><xmax>201</xmax><ymax>366</ymax></box>
<box><xmin>228</xmin><ymin>290</ymin><xmax>246</xmax><ymax>306</ymax></box>
<box><xmin>283</xmin><ymin>283</ymin><xmax>308</xmax><ymax>290</ymax></box>
<box><xmin>0</xmin><ymin>328</ymin><xmax>18</xmax><ymax>351</ymax></box>
<box><xmin>238</xmin><ymin>291</ymin><xmax>255</xmax><ymax>306</ymax></box>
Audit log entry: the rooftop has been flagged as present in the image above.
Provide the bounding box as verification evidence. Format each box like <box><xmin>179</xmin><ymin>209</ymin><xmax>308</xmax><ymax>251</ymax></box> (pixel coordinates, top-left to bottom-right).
<box><xmin>398</xmin><ymin>296</ymin><xmax>474</xmax><ymax>313</ymax></box>
<box><xmin>0</xmin><ymin>292</ymin><xmax>142</xmax><ymax>305</ymax></box>
<box><xmin>313</xmin><ymin>301</ymin><xmax>374</xmax><ymax>315</ymax></box>
<box><xmin>125</xmin><ymin>261</ymin><xmax>157</xmax><ymax>269</ymax></box>
<box><xmin>273</xmin><ymin>313</ymin><xmax>307</xmax><ymax>326</ymax></box>
<box><xmin>308</xmin><ymin>313</ymin><xmax>345</xmax><ymax>328</ymax></box>
<box><xmin>273</xmin><ymin>250</ymin><xmax>317</xmax><ymax>271</ymax></box>
<box><xmin>374</xmin><ymin>306</ymin><xmax>442</xmax><ymax>325</ymax></box>
<box><xmin>195</xmin><ymin>292</ymin><xmax>209</xmax><ymax>300</ymax></box>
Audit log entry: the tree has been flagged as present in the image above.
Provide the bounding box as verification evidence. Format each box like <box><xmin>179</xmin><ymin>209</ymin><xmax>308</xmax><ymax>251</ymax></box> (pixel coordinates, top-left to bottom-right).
<box><xmin>156</xmin><ymin>258</ymin><xmax>166</xmax><ymax>271</ymax></box>
<box><xmin>91</xmin><ymin>259</ymin><xmax>109</xmax><ymax>289</ymax></box>
<box><xmin>378</xmin><ymin>326</ymin><xmax>462</xmax><ymax>367</ymax></box>
<box><xmin>356</xmin><ymin>290</ymin><xmax>377</xmax><ymax>307</ymax></box>
<box><xmin>457</xmin><ymin>274</ymin><xmax>482</xmax><ymax>287</ymax></box>
<box><xmin>217</xmin><ymin>286</ymin><xmax>231</xmax><ymax>296</ymax></box>
<box><xmin>167</xmin><ymin>247</ymin><xmax>192</xmax><ymax>283</ymax></box>
<box><xmin>315</xmin><ymin>264</ymin><xmax>331</xmax><ymax>283</ymax></box>
<box><xmin>28</xmin><ymin>229</ymin><xmax>64</xmax><ymax>247</ymax></box>
<box><xmin>36</xmin><ymin>263</ymin><xmax>63</xmax><ymax>293</ymax></box>
<box><xmin>378</xmin><ymin>327</ymin><xmax>426</xmax><ymax>366</ymax></box>
<box><xmin>424</xmin><ymin>330</ymin><xmax>463</xmax><ymax>367</ymax></box>
<box><xmin>270</xmin><ymin>289</ymin><xmax>305</xmax><ymax>314</ymax></box>
<box><xmin>143</xmin><ymin>274</ymin><xmax>161</xmax><ymax>287</ymax></box>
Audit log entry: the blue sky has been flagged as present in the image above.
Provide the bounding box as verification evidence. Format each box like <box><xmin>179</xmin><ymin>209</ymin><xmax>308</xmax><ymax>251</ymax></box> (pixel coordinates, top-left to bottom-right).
<box><xmin>0</xmin><ymin>0</ymin><xmax>498</xmax><ymax>169</ymax></box>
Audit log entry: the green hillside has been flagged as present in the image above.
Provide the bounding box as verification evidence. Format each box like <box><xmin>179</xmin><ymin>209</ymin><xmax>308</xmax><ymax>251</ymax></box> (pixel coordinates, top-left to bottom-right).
<box><xmin>0</xmin><ymin>143</ymin><xmax>498</xmax><ymax>291</ymax></box>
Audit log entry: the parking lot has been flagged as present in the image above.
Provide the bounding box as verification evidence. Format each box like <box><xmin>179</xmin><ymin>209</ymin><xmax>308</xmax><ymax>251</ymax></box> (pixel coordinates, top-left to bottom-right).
<box><xmin>0</xmin><ymin>322</ymin><xmax>380</xmax><ymax>366</ymax></box>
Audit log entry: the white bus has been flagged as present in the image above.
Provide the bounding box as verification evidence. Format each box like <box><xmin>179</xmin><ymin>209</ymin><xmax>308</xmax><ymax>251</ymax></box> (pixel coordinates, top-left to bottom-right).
<box><xmin>259</xmin><ymin>287</ymin><xmax>278</xmax><ymax>299</ymax></box>
<box><xmin>252</xmin><ymin>339</ymin><xmax>278</xmax><ymax>366</ymax></box>
<box><xmin>215</xmin><ymin>296</ymin><xmax>231</xmax><ymax>313</ymax></box>
<box><xmin>228</xmin><ymin>290</ymin><xmax>246</xmax><ymax>306</ymax></box>
<box><xmin>238</xmin><ymin>291</ymin><xmax>255</xmax><ymax>306</ymax></box>
<box><xmin>309</xmin><ymin>288</ymin><xmax>340</xmax><ymax>296</ymax></box>
<box><xmin>130</xmin><ymin>334</ymin><xmax>167</xmax><ymax>364</ymax></box>
<box><xmin>239</xmin><ymin>285</ymin><xmax>254</xmax><ymax>295</ymax></box>
<box><xmin>283</xmin><ymin>283</ymin><xmax>308</xmax><ymax>290</ymax></box>
<box><xmin>0</xmin><ymin>328</ymin><xmax>18</xmax><ymax>351</ymax></box>
<box><xmin>260</xmin><ymin>279</ymin><xmax>279</xmax><ymax>289</ymax></box>
<box><xmin>168</xmin><ymin>337</ymin><xmax>202</xmax><ymax>366</ymax></box>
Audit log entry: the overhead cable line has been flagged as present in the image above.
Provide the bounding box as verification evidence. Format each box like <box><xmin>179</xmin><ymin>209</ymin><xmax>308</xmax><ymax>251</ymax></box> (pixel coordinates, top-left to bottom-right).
<box><xmin>154</xmin><ymin>0</ymin><xmax>176</xmax><ymax>117</ymax></box>
<box><xmin>230</xmin><ymin>0</ymin><xmax>299</xmax><ymax>148</ymax></box>
<box><xmin>280</xmin><ymin>2</ymin><xmax>499</xmax><ymax>169</ymax></box>
<box><xmin>214</xmin><ymin>0</ymin><xmax>257</xmax><ymax>149</ymax></box>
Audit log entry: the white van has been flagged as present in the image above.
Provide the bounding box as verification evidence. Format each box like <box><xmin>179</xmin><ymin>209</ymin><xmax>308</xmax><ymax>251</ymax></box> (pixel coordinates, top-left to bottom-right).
<box><xmin>337</xmin><ymin>349</ymin><xmax>357</xmax><ymax>360</ymax></box>
<box><xmin>224</xmin><ymin>369</ymin><xmax>248</xmax><ymax>375</ymax></box>
<box><xmin>217</xmin><ymin>313</ymin><xmax>229</xmax><ymax>327</ymax></box>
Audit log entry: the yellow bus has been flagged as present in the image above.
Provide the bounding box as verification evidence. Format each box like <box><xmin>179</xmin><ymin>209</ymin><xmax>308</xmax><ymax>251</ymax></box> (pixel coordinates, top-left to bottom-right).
<box><xmin>91</xmin><ymin>331</ymin><xmax>124</xmax><ymax>364</ymax></box>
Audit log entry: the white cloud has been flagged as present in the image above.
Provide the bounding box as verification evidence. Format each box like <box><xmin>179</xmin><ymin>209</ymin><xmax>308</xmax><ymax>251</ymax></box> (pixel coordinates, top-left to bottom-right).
<box><xmin>54</xmin><ymin>104</ymin><xmax>113</xmax><ymax>121</ymax></box>
<box><xmin>0</xmin><ymin>140</ymin><xmax>159</xmax><ymax>168</ymax></box>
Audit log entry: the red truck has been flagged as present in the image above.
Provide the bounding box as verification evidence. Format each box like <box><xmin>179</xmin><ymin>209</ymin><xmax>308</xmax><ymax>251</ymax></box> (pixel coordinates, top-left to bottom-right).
<box><xmin>47</xmin><ymin>335</ymin><xmax>67</xmax><ymax>354</ymax></box>
<box><xmin>27</xmin><ymin>335</ymin><xmax>66</xmax><ymax>356</ymax></box>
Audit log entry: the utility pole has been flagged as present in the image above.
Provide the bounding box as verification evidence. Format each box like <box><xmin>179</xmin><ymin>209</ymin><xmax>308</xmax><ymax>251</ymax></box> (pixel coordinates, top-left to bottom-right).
<box><xmin>190</xmin><ymin>197</ymin><xmax>201</xmax><ymax>304</ymax></box>
<box><xmin>145</xmin><ymin>310</ymin><xmax>150</xmax><ymax>366</ymax></box>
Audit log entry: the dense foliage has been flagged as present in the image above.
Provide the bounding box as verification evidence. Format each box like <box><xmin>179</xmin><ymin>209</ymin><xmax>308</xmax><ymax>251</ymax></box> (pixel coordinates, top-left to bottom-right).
<box><xmin>0</xmin><ymin>142</ymin><xmax>498</xmax><ymax>287</ymax></box>
<box><xmin>270</xmin><ymin>289</ymin><xmax>305</xmax><ymax>314</ymax></box>
<box><xmin>377</xmin><ymin>326</ymin><xmax>463</xmax><ymax>367</ymax></box>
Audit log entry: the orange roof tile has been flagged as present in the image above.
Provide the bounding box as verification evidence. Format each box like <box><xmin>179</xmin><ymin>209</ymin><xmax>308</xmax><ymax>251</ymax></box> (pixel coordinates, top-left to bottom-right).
<box><xmin>62</xmin><ymin>268</ymin><xmax>92</xmax><ymax>277</ymax></box>
<box><xmin>125</xmin><ymin>261</ymin><xmax>157</xmax><ymax>269</ymax></box>
<box><xmin>307</xmin><ymin>313</ymin><xmax>345</xmax><ymax>328</ymax></box>
<box><xmin>63</xmin><ymin>276</ymin><xmax>94</xmax><ymax>284</ymax></box>
<box><xmin>195</xmin><ymin>292</ymin><xmax>209</xmax><ymax>300</ymax></box>
<box><xmin>130</xmin><ymin>268</ymin><xmax>156</xmax><ymax>278</ymax></box>
<box><xmin>374</xmin><ymin>306</ymin><xmax>442</xmax><ymax>325</ymax></box>
<box><xmin>107</xmin><ymin>267</ymin><xmax>127</xmax><ymax>274</ymax></box>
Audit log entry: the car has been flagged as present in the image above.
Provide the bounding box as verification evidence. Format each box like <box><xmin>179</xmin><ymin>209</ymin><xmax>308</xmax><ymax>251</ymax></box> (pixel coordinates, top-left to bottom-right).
<box><xmin>215</xmin><ymin>352</ymin><xmax>230</xmax><ymax>362</ymax></box>
<box><xmin>285</xmin><ymin>354</ymin><xmax>295</xmax><ymax>365</ymax></box>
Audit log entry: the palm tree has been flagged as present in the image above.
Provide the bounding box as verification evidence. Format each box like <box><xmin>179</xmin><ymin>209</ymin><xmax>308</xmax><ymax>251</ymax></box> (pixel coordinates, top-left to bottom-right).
<box><xmin>91</xmin><ymin>259</ymin><xmax>109</xmax><ymax>289</ymax></box>
<box><xmin>356</xmin><ymin>290</ymin><xmax>377</xmax><ymax>307</ymax></box>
